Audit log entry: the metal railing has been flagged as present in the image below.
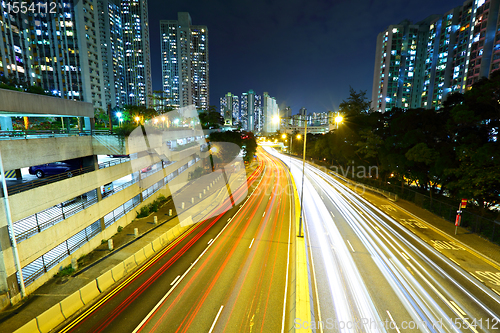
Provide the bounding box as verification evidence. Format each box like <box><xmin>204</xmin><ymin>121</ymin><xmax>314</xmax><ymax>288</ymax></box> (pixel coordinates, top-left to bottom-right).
<box><xmin>98</xmin><ymin>157</ymin><xmax>130</xmax><ymax>169</ymax></box>
<box><xmin>12</xmin><ymin>190</ymin><xmax>98</xmax><ymax>242</ymax></box>
<box><xmin>6</xmin><ymin>165</ymin><xmax>95</xmax><ymax>195</ymax></box>
<box><xmin>339</xmin><ymin>174</ymin><xmax>500</xmax><ymax>244</ymax></box>
<box><xmin>101</xmin><ymin>178</ymin><xmax>138</xmax><ymax>199</ymax></box>
<box><xmin>18</xmin><ymin>220</ymin><xmax>101</xmax><ymax>286</ymax></box>
<box><xmin>0</xmin><ymin>129</ymin><xmax>118</xmax><ymax>140</ymax></box>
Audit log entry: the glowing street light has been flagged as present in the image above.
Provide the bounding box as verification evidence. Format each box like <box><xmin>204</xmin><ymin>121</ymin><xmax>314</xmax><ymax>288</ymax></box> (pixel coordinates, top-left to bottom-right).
<box><xmin>335</xmin><ymin>113</ymin><xmax>343</xmax><ymax>130</ymax></box>
<box><xmin>281</xmin><ymin>133</ymin><xmax>287</xmax><ymax>139</ymax></box>
<box><xmin>272</xmin><ymin>115</ymin><xmax>280</xmax><ymax>123</ymax></box>
<box><xmin>161</xmin><ymin>116</ymin><xmax>166</xmax><ymax>128</ymax></box>
<box><xmin>135</xmin><ymin>116</ymin><xmax>140</xmax><ymax>125</ymax></box>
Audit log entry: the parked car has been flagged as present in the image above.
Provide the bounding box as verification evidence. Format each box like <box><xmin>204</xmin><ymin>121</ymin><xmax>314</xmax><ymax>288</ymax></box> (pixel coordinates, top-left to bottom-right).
<box><xmin>29</xmin><ymin>162</ymin><xmax>77</xmax><ymax>178</ymax></box>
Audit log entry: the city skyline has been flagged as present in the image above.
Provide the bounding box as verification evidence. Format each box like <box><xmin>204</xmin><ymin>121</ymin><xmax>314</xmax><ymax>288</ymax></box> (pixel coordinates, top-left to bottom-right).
<box><xmin>148</xmin><ymin>0</ymin><xmax>461</xmax><ymax>114</ymax></box>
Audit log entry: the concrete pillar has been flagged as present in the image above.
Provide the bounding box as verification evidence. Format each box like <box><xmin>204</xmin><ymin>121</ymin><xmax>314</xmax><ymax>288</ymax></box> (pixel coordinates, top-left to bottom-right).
<box><xmin>0</xmin><ymin>117</ymin><xmax>13</xmax><ymax>131</ymax></box>
<box><xmin>108</xmin><ymin>239</ymin><xmax>114</xmax><ymax>250</ymax></box>
<box><xmin>153</xmin><ymin>216</ymin><xmax>158</xmax><ymax>225</ymax></box>
<box><xmin>181</xmin><ymin>202</ymin><xmax>185</xmax><ymax>209</ymax></box>
<box><xmin>84</xmin><ymin>117</ymin><xmax>92</xmax><ymax>131</ymax></box>
<box><xmin>62</xmin><ymin>117</ymin><xmax>70</xmax><ymax>132</ymax></box>
<box><xmin>134</xmin><ymin>228</ymin><xmax>139</xmax><ymax>237</ymax></box>
<box><xmin>191</xmin><ymin>197</ymin><xmax>195</xmax><ymax>204</ymax></box>
<box><xmin>169</xmin><ymin>209</ymin><xmax>172</xmax><ymax>216</ymax></box>
<box><xmin>199</xmin><ymin>193</ymin><xmax>202</xmax><ymax>199</ymax></box>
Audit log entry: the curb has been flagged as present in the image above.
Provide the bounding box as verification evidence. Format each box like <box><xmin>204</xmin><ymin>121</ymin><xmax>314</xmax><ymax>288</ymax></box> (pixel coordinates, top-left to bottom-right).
<box><xmin>288</xmin><ymin>166</ymin><xmax>313</xmax><ymax>333</ymax></box>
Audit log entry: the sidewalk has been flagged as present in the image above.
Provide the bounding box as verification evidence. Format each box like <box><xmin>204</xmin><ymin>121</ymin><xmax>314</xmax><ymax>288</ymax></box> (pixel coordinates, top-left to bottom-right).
<box><xmin>0</xmin><ymin>161</ymin><xmax>259</xmax><ymax>333</ymax></box>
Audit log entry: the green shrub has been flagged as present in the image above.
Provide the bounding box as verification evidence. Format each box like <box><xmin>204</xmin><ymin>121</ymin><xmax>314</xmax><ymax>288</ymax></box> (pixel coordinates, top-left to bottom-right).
<box><xmin>56</xmin><ymin>265</ymin><xmax>75</xmax><ymax>277</ymax></box>
<box><xmin>117</xmin><ymin>226</ymin><xmax>123</xmax><ymax>232</ymax></box>
<box><xmin>136</xmin><ymin>205</ymin><xmax>150</xmax><ymax>218</ymax></box>
<box><xmin>150</xmin><ymin>201</ymin><xmax>159</xmax><ymax>212</ymax></box>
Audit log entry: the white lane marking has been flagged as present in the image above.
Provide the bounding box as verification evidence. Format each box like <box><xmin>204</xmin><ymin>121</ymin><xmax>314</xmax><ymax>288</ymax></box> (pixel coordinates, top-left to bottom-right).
<box><xmin>449</xmin><ymin>300</ymin><xmax>466</xmax><ymax>316</ymax></box>
<box><xmin>207</xmin><ymin>238</ymin><xmax>213</xmax><ymax>245</ymax></box>
<box><xmin>493</xmin><ymin>288</ymin><xmax>500</xmax><ymax>297</ymax></box>
<box><xmin>170</xmin><ymin>275</ymin><xmax>180</xmax><ymax>286</ymax></box>
<box><xmin>208</xmin><ymin>305</ymin><xmax>224</xmax><ymax>333</ymax></box>
<box><xmin>263</xmin><ymin>211</ymin><xmax>266</xmax><ymax>217</ymax></box>
<box><xmin>329</xmin><ymin>211</ymin><xmax>335</xmax><ymax>218</ymax></box>
<box><xmin>249</xmin><ymin>238</ymin><xmax>255</xmax><ymax>249</ymax></box>
<box><xmin>346</xmin><ymin>240</ymin><xmax>355</xmax><ymax>252</ymax></box>
<box><xmin>400</xmin><ymin>252</ymin><xmax>410</xmax><ymax>260</ymax></box>
<box><xmin>386</xmin><ymin>310</ymin><xmax>401</xmax><ymax>333</ymax></box>
<box><xmin>131</xmin><ymin>167</ymin><xmax>266</xmax><ymax>333</ymax></box>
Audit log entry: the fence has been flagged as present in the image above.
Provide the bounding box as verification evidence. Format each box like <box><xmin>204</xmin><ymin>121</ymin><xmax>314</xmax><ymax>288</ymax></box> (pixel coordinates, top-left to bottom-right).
<box><xmin>12</xmin><ymin>190</ymin><xmax>98</xmax><ymax>242</ymax></box>
<box><xmin>6</xmin><ymin>165</ymin><xmax>95</xmax><ymax>195</ymax></box>
<box><xmin>18</xmin><ymin>220</ymin><xmax>102</xmax><ymax>286</ymax></box>
<box><xmin>342</xmin><ymin>175</ymin><xmax>500</xmax><ymax>244</ymax></box>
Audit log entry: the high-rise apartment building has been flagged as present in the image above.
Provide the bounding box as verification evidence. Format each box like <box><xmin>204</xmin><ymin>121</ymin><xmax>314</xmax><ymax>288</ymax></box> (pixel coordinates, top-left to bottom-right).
<box><xmin>160</xmin><ymin>12</ymin><xmax>209</xmax><ymax>110</ymax></box>
<box><xmin>262</xmin><ymin>92</ymin><xmax>279</xmax><ymax>134</ymax></box>
<box><xmin>98</xmin><ymin>0</ymin><xmax>125</xmax><ymax>109</ymax></box>
<box><xmin>0</xmin><ymin>0</ymin><xmax>145</xmax><ymax>111</ymax></box>
<box><xmin>0</xmin><ymin>1</ymin><xmax>85</xmax><ymax>102</ymax></box>
<box><xmin>220</xmin><ymin>92</ymin><xmax>238</xmax><ymax>126</ymax></box>
<box><xmin>241</xmin><ymin>90</ymin><xmax>262</xmax><ymax>132</ymax></box>
<box><xmin>372</xmin><ymin>0</ymin><xmax>500</xmax><ymax>112</ymax></box>
<box><xmin>121</xmin><ymin>0</ymin><xmax>152</xmax><ymax>107</ymax></box>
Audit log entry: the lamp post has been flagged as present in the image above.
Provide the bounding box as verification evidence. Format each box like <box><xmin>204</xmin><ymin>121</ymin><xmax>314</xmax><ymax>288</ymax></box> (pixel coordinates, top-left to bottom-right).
<box><xmin>135</xmin><ymin>116</ymin><xmax>140</xmax><ymax>126</ymax></box>
<box><xmin>161</xmin><ymin>116</ymin><xmax>166</xmax><ymax>129</ymax></box>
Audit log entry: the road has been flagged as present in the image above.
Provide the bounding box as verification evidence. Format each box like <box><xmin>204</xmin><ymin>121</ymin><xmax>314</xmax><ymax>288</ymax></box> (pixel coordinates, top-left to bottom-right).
<box><xmin>57</xmin><ymin>149</ymin><xmax>294</xmax><ymax>333</ymax></box>
<box><xmin>268</xmin><ymin>148</ymin><xmax>500</xmax><ymax>333</ymax></box>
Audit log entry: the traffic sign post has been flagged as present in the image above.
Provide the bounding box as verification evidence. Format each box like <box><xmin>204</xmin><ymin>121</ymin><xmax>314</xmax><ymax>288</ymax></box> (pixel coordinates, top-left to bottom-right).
<box><xmin>455</xmin><ymin>199</ymin><xmax>467</xmax><ymax>235</ymax></box>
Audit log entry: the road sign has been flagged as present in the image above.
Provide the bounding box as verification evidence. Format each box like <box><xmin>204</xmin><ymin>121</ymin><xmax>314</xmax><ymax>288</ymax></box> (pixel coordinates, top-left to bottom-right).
<box><xmin>455</xmin><ymin>214</ymin><xmax>461</xmax><ymax>226</ymax></box>
<box><xmin>461</xmin><ymin>198</ymin><xmax>467</xmax><ymax>209</ymax></box>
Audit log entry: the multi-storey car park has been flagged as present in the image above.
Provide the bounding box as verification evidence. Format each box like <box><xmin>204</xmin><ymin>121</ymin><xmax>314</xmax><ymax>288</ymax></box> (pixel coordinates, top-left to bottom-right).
<box><xmin>0</xmin><ymin>88</ymin><xmax>209</xmax><ymax>306</ymax></box>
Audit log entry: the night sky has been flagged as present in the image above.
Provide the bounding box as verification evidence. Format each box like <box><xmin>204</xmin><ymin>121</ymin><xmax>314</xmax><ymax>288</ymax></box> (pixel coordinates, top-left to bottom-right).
<box><xmin>148</xmin><ymin>0</ymin><xmax>462</xmax><ymax>114</ymax></box>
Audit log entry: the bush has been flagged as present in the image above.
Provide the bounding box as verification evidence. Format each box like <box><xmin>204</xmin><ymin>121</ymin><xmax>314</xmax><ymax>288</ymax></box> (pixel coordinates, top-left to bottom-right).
<box><xmin>136</xmin><ymin>205</ymin><xmax>150</xmax><ymax>218</ymax></box>
<box><xmin>117</xmin><ymin>226</ymin><xmax>123</xmax><ymax>232</ymax></box>
<box><xmin>150</xmin><ymin>201</ymin><xmax>159</xmax><ymax>213</ymax></box>
<box><xmin>56</xmin><ymin>265</ymin><xmax>75</xmax><ymax>277</ymax></box>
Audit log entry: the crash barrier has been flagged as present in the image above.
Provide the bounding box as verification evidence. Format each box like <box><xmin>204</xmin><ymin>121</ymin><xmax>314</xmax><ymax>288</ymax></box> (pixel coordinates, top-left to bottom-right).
<box><xmin>14</xmin><ymin>224</ymin><xmax>191</xmax><ymax>333</ymax></box>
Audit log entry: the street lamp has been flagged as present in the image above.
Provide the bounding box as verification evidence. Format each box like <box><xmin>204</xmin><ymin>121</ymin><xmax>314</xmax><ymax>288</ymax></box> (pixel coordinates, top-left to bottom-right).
<box><xmin>161</xmin><ymin>116</ymin><xmax>166</xmax><ymax>128</ymax></box>
<box><xmin>296</xmin><ymin>113</ymin><xmax>342</xmax><ymax>237</ymax></box>
<box><xmin>135</xmin><ymin>116</ymin><xmax>140</xmax><ymax>126</ymax></box>
<box><xmin>335</xmin><ymin>113</ymin><xmax>343</xmax><ymax>130</ymax></box>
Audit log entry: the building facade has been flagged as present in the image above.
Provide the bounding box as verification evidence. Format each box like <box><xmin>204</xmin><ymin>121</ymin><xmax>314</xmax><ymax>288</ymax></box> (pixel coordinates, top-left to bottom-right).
<box><xmin>160</xmin><ymin>12</ymin><xmax>209</xmax><ymax>110</ymax></box>
<box><xmin>121</xmin><ymin>0</ymin><xmax>152</xmax><ymax>107</ymax></box>
<box><xmin>0</xmin><ymin>0</ymin><xmax>148</xmax><ymax>111</ymax></box>
<box><xmin>220</xmin><ymin>92</ymin><xmax>238</xmax><ymax>126</ymax></box>
<box><xmin>372</xmin><ymin>0</ymin><xmax>500</xmax><ymax>112</ymax></box>
<box><xmin>262</xmin><ymin>92</ymin><xmax>279</xmax><ymax>134</ymax></box>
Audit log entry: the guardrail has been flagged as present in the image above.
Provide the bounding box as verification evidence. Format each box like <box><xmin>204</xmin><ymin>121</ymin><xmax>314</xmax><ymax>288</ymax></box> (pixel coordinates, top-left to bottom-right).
<box><xmin>98</xmin><ymin>157</ymin><xmax>130</xmax><ymax>169</ymax></box>
<box><xmin>324</xmin><ymin>168</ymin><xmax>398</xmax><ymax>201</ymax></box>
<box><xmin>6</xmin><ymin>165</ymin><xmax>95</xmax><ymax>195</ymax></box>
<box><xmin>0</xmin><ymin>129</ymin><xmax>118</xmax><ymax>140</ymax></box>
